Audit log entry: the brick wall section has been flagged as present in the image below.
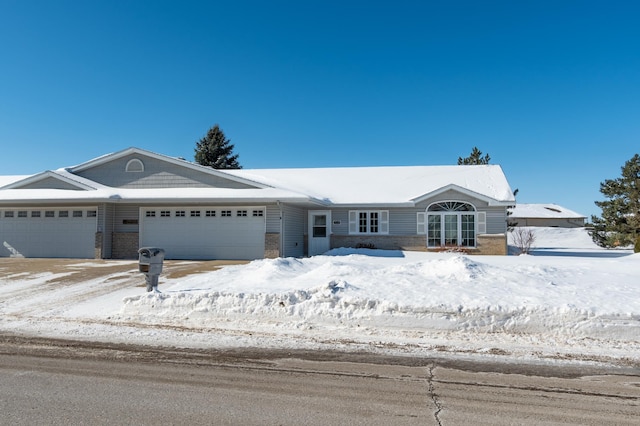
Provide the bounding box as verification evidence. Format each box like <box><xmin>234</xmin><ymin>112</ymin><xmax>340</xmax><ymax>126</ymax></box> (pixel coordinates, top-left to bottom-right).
<box><xmin>331</xmin><ymin>235</ymin><xmax>427</xmax><ymax>252</ymax></box>
<box><xmin>331</xmin><ymin>234</ymin><xmax>507</xmax><ymax>255</ymax></box>
<box><xmin>94</xmin><ymin>232</ymin><xmax>103</xmax><ymax>259</ymax></box>
<box><xmin>264</xmin><ymin>233</ymin><xmax>280</xmax><ymax>259</ymax></box>
<box><xmin>476</xmin><ymin>234</ymin><xmax>507</xmax><ymax>255</ymax></box>
<box><xmin>112</xmin><ymin>233</ymin><xmax>139</xmax><ymax>259</ymax></box>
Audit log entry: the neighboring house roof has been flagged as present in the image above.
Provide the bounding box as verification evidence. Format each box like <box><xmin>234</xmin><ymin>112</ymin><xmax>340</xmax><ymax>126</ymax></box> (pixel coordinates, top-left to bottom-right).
<box><xmin>0</xmin><ymin>147</ymin><xmax>516</xmax><ymax>207</ymax></box>
<box><xmin>509</xmin><ymin>203</ymin><xmax>586</xmax><ymax>219</ymax></box>
<box><xmin>225</xmin><ymin>165</ymin><xmax>515</xmax><ymax>206</ymax></box>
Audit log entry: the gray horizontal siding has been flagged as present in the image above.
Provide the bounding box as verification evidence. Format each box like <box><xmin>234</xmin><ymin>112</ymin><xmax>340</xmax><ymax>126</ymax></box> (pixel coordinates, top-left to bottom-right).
<box><xmin>330</xmin><ymin>208</ymin><xmax>421</xmax><ymax>236</ymax></box>
<box><xmin>266</xmin><ymin>204</ymin><xmax>281</xmax><ymax>233</ymax></box>
<box><xmin>389</xmin><ymin>209</ymin><xmax>421</xmax><ymax>235</ymax></box>
<box><xmin>75</xmin><ymin>154</ymin><xmax>257</xmax><ymax>189</ymax></box>
<box><xmin>114</xmin><ymin>205</ymin><xmax>140</xmax><ymax>233</ymax></box>
<box><xmin>282</xmin><ymin>204</ymin><xmax>305</xmax><ymax>258</ymax></box>
<box><xmin>20</xmin><ymin>177</ymin><xmax>83</xmax><ymax>190</ymax></box>
<box><xmin>329</xmin><ymin>210</ymin><xmax>349</xmax><ymax>235</ymax></box>
<box><xmin>485</xmin><ymin>207</ymin><xmax>507</xmax><ymax>234</ymax></box>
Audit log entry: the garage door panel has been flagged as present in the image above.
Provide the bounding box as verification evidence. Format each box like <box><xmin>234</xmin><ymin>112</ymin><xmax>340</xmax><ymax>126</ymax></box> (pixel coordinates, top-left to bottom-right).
<box><xmin>0</xmin><ymin>208</ymin><xmax>96</xmax><ymax>258</ymax></box>
<box><xmin>141</xmin><ymin>207</ymin><xmax>266</xmax><ymax>260</ymax></box>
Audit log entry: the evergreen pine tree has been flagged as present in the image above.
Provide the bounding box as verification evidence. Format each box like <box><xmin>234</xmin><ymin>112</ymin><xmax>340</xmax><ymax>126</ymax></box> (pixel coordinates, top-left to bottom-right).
<box><xmin>194</xmin><ymin>124</ymin><xmax>241</xmax><ymax>169</ymax></box>
<box><xmin>457</xmin><ymin>147</ymin><xmax>491</xmax><ymax>165</ymax></box>
<box><xmin>590</xmin><ymin>154</ymin><xmax>640</xmax><ymax>248</ymax></box>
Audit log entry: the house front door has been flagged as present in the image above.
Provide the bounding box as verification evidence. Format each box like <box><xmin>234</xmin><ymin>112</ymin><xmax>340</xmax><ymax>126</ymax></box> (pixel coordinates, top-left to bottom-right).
<box><xmin>308</xmin><ymin>210</ymin><xmax>331</xmax><ymax>256</ymax></box>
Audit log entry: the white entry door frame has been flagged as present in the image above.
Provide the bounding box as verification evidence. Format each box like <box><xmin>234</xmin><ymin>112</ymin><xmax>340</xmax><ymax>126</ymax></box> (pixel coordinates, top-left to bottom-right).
<box><xmin>308</xmin><ymin>210</ymin><xmax>331</xmax><ymax>256</ymax></box>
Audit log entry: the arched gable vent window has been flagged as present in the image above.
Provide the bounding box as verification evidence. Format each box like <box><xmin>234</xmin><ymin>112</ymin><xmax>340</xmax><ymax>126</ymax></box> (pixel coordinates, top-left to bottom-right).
<box><xmin>417</xmin><ymin>201</ymin><xmax>485</xmax><ymax>248</ymax></box>
<box><xmin>125</xmin><ymin>158</ymin><xmax>144</xmax><ymax>172</ymax></box>
<box><xmin>428</xmin><ymin>201</ymin><xmax>475</xmax><ymax>212</ymax></box>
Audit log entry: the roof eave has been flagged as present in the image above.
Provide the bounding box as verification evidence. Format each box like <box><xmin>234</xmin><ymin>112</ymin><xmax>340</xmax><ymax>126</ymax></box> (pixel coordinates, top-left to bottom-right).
<box><xmin>331</xmin><ymin>202</ymin><xmax>416</xmax><ymax>208</ymax></box>
<box><xmin>0</xmin><ymin>193</ymin><xmax>322</xmax><ymax>206</ymax></box>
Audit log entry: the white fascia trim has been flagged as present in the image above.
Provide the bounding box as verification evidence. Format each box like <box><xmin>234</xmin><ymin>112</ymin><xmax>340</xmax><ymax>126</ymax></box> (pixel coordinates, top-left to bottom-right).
<box><xmin>0</xmin><ymin>197</ymin><xmax>113</xmax><ymax>205</ymax></box>
<box><xmin>118</xmin><ymin>197</ymin><xmax>318</xmax><ymax>204</ymax></box>
<box><xmin>332</xmin><ymin>202</ymin><xmax>415</xmax><ymax>209</ymax></box>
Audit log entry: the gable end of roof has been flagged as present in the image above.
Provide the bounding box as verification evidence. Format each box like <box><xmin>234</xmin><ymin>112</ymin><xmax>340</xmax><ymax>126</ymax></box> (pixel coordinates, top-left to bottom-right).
<box><xmin>68</xmin><ymin>147</ymin><xmax>272</xmax><ymax>189</ymax></box>
<box><xmin>411</xmin><ymin>183</ymin><xmax>515</xmax><ymax>206</ymax></box>
<box><xmin>0</xmin><ymin>171</ymin><xmax>96</xmax><ymax>191</ymax></box>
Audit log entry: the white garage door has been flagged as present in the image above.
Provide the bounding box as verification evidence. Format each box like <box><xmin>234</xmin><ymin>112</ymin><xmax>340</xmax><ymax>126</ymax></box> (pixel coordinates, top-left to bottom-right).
<box><xmin>0</xmin><ymin>208</ymin><xmax>97</xmax><ymax>258</ymax></box>
<box><xmin>140</xmin><ymin>207</ymin><xmax>266</xmax><ymax>260</ymax></box>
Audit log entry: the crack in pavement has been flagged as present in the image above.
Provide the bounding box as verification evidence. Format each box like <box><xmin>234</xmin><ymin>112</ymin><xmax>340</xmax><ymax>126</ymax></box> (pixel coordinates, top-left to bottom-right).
<box><xmin>428</xmin><ymin>363</ymin><xmax>443</xmax><ymax>426</ymax></box>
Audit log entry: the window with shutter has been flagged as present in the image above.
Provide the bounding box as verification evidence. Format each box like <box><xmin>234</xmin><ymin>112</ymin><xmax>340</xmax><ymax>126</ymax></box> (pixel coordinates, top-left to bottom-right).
<box><xmin>348</xmin><ymin>210</ymin><xmax>389</xmax><ymax>235</ymax></box>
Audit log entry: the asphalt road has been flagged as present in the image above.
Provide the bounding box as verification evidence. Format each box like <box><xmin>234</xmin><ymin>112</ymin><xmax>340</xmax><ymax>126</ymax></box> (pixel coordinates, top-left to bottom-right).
<box><xmin>1</xmin><ymin>259</ymin><xmax>639</xmax><ymax>424</ymax></box>
<box><xmin>1</xmin><ymin>337</ymin><xmax>639</xmax><ymax>425</ymax></box>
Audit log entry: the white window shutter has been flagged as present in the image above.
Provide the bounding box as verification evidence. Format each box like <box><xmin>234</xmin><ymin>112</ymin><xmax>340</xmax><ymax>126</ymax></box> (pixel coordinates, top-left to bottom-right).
<box><xmin>349</xmin><ymin>211</ymin><xmax>357</xmax><ymax>234</ymax></box>
<box><xmin>380</xmin><ymin>211</ymin><xmax>389</xmax><ymax>234</ymax></box>
<box><xmin>477</xmin><ymin>212</ymin><xmax>487</xmax><ymax>234</ymax></box>
<box><xmin>416</xmin><ymin>212</ymin><xmax>426</xmax><ymax>234</ymax></box>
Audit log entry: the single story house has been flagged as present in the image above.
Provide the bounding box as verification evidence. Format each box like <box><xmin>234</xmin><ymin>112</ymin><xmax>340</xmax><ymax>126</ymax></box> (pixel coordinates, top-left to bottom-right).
<box><xmin>508</xmin><ymin>203</ymin><xmax>586</xmax><ymax>228</ymax></box>
<box><xmin>0</xmin><ymin>147</ymin><xmax>516</xmax><ymax>259</ymax></box>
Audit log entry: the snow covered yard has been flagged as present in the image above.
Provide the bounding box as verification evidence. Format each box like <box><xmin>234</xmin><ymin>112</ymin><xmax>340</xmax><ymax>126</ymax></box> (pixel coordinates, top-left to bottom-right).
<box><xmin>1</xmin><ymin>227</ymin><xmax>638</xmax><ymax>367</ymax></box>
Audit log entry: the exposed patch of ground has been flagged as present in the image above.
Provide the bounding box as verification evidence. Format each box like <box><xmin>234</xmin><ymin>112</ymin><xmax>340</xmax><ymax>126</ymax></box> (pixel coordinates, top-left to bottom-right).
<box><xmin>0</xmin><ymin>258</ymin><xmax>247</xmax><ymax>283</ymax></box>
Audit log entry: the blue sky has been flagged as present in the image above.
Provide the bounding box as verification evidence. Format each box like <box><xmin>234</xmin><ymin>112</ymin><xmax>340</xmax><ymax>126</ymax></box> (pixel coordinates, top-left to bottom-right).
<box><xmin>1</xmin><ymin>0</ymin><xmax>638</xmax><ymax>219</ymax></box>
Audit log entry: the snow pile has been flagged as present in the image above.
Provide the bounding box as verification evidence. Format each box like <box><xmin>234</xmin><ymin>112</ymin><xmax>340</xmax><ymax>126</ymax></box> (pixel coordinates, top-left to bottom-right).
<box><xmin>121</xmin><ymin>230</ymin><xmax>640</xmax><ymax>350</ymax></box>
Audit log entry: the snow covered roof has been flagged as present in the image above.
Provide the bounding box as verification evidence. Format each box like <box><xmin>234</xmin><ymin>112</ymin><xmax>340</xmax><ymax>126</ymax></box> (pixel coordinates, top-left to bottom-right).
<box><xmin>225</xmin><ymin>165</ymin><xmax>515</xmax><ymax>206</ymax></box>
<box><xmin>0</xmin><ymin>148</ymin><xmax>515</xmax><ymax>207</ymax></box>
<box><xmin>509</xmin><ymin>203</ymin><xmax>586</xmax><ymax>219</ymax></box>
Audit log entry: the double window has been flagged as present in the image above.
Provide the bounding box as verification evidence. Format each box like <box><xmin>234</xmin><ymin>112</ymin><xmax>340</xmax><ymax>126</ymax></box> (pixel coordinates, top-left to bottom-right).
<box><xmin>348</xmin><ymin>210</ymin><xmax>389</xmax><ymax>235</ymax></box>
